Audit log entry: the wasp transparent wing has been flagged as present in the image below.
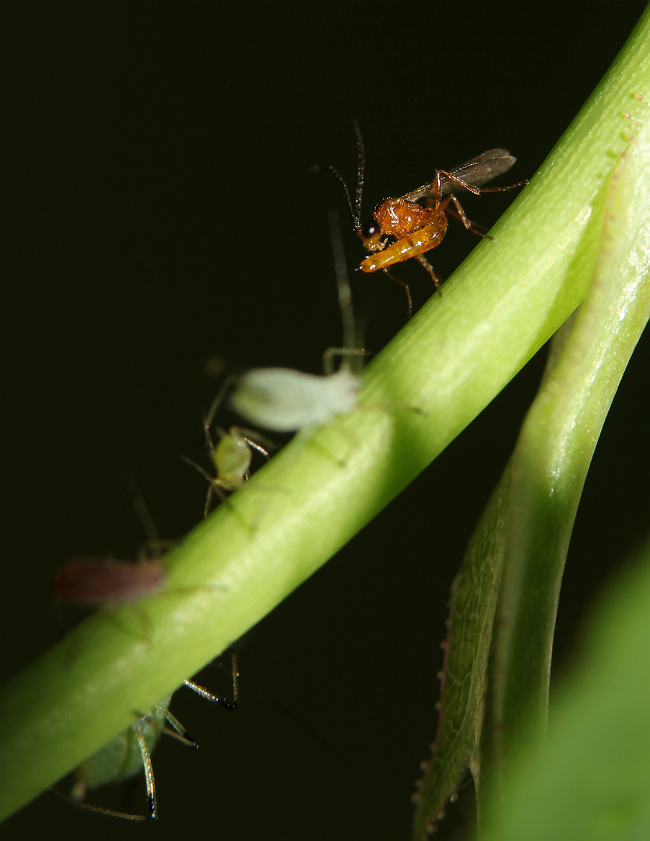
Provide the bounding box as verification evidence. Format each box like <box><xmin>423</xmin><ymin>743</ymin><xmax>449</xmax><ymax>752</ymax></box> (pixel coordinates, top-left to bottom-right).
<box><xmin>403</xmin><ymin>149</ymin><xmax>516</xmax><ymax>201</ymax></box>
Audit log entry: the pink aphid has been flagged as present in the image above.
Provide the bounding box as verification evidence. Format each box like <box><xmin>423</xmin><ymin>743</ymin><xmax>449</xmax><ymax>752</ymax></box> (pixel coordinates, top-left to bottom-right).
<box><xmin>54</xmin><ymin>557</ymin><xmax>167</xmax><ymax>607</ymax></box>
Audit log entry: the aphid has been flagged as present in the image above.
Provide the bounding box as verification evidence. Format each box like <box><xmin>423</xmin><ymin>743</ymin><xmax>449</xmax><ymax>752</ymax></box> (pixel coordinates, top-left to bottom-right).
<box><xmin>315</xmin><ymin>122</ymin><xmax>526</xmax><ymax>317</ymax></box>
<box><xmin>52</xmin><ymin>479</ymin><xmax>239</xmax><ymax>819</ymax></box>
<box><xmin>183</xmin><ymin>386</ymin><xmax>273</xmax><ymax>516</ymax></box>
<box><xmin>59</xmin><ymin>694</ymin><xmax>195</xmax><ymax>821</ymax></box>
<box><xmin>56</xmin><ymin>660</ymin><xmax>240</xmax><ymax>820</ymax></box>
<box><xmin>227</xmin><ymin>210</ymin><xmax>367</xmax><ymax>433</ymax></box>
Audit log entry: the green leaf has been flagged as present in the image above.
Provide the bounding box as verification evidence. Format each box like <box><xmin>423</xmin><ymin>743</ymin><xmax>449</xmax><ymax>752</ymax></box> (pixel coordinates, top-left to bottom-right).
<box><xmin>480</xmin><ymin>537</ymin><xmax>650</xmax><ymax>841</ymax></box>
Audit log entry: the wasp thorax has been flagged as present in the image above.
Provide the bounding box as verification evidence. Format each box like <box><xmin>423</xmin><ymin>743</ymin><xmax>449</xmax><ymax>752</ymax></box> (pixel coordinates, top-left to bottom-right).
<box><xmin>374</xmin><ymin>198</ymin><xmax>430</xmax><ymax>237</ymax></box>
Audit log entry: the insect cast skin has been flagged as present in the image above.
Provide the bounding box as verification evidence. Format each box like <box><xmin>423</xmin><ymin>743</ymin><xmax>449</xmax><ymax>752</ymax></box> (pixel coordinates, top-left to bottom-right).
<box><xmin>53</xmin><ymin>557</ymin><xmax>167</xmax><ymax>606</ymax></box>
<box><xmin>229</xmin><ymin>366</ymin><xmax>360</xmax><ymax>433</ymax></box>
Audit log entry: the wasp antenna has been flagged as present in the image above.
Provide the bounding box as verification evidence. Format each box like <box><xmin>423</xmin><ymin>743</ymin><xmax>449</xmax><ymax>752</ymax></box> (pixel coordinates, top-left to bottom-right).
<box><xmin>313</xmin><ymin>164</ymin><xmax>357</xmax><ymax>230</ymax></box>
<box><xmin>328</xmin><ymin>209</ymin><xmax>355</xmax><ymax>359</ymax></box>
<box><xmin>352</xmin><ymin>119</ymin><xmax>365</xmax><ymax>229</ymax></box>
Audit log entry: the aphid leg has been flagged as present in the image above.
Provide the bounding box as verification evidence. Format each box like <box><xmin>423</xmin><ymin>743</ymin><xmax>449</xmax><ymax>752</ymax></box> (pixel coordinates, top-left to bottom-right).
<box><xmin>50</xmin><ymin>787</ymin><xmax>150</xmax><ymax>821</ymax></box>
<box><xmin>117</xmin><ymin>458</ymin><xmax>179</xmax><ymax>562</ymax></box>
<box><xmin>236</xmin><ymin>428</ymin><xmax>274</xmax><ymax>460</ymax></box>
<box><xmin>51</xmin><ymin>709</ymin><xmax>183</xmax><ymax>821</ymax></box>
<box><xmin>412</xmin><ymin>254</ymin><xmax>444</xmax><ymax>299</ymax></box>
<box><xmin>154</xmin><ymin>707</ymin><xmax>198</xmax><ymax>747</ymax></box>
<box><xmin>200</xmin><ymin>411</ymin><xmax>217</xmax><ymax>454</ymax></box>
<box><xmin>184</xmin><ymin>652</ymin><xmax>240</xmax><ymax>711</ymax></box>
<box><xmin>322</xmin><ymin>347</ymin><xmax>370</xmax><ymax>376</ymax></box>
<box><xmin>329</xmin><ymin>206</ymin><xmax>359</xmax><ymax>359</ymax></box>
<box><xmin>382</xmin><ymin>268</ymin><xmax>413</xmax><ymax>318</ymax></box>
<box><xmin>180</xmin><ymin>454</ymin><xmax>214</xmax><ymax>514</ymax></box>
<box><xmin>205</xmin><ymin>479</ymin><xmax>227</xmax><ymax>518</ymax></box>
<box><xmin>180</xmin><ymin>454</ymin><xmax>226</xmax><ymax>517</ymax></box>
<box><xmin>136</xmin><ymin>729</ymin><xmax>157</xmax><ymax>820</ymax></box>
<box><xmin>351</xmin><ymin>119</ymin><xmax>365</xmax><ymax>225</ymax></box>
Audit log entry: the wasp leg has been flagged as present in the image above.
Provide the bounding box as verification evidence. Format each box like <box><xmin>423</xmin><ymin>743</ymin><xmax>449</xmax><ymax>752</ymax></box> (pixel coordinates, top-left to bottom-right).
<box><xmin>412</xmin><ymin>254</ymin><xmax>443</xmax><ymax>299</ymax></box>
<box><xmin>445</xmin><ymin>200</ymin><xmax>493</xmax><ymax>240</ymax></box>
<box><xmin>433</xmin><ymin>167</ymin><xmax>527</xmax><ymax>203</ymax></box>
<box><xmin>382</xmin><ymin>269</ymin><xmax>413</xmax><ymax>319</ymax></box>
<box><xmin>447</xmin><ymin>195</ymin><xmax>494</xmax><ymax>239</ymax></box>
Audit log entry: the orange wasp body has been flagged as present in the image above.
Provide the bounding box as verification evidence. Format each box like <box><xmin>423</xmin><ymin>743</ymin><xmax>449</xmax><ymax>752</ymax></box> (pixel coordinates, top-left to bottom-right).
<box><xmin>317</xmin><ymin>125</ymin><xmax>526</xmax><ymax>316</ymax></box>
<box><xmin>358</xmin><ymin>196</ymin><xmax>449</xmax><ymax>273</ymax></box>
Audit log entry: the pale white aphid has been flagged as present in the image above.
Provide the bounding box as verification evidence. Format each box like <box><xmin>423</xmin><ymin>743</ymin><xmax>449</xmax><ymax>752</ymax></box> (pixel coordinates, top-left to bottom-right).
<box><xmin>228</xmin><ymin>211</ymin><xmax>366</xmax><ymax>433</ymax></box>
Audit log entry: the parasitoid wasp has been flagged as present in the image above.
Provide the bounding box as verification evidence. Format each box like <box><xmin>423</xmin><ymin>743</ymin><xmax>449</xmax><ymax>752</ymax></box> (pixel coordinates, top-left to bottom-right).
<box><xmin>315</xmin><ymin>123</ymin><xmax>527</xmax><ymax>317</ymax></box>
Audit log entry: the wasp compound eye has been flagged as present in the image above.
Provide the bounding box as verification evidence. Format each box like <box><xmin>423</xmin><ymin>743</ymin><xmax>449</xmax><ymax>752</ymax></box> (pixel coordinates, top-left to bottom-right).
<box><xmin>360</xmin><ymin>219</ymin><xmax>380</xmax><ymax>239</ymax></box>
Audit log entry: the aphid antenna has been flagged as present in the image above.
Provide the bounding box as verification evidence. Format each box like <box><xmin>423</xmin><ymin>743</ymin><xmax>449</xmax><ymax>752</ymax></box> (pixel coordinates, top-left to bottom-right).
<box><xmin>114</xmin><ymin>452</ymin><xmax>170</xmax><ymax>561</ymax></box>
<box><xmin>326</xmin><ymin>206</ymin><xmax>372</xmax><ymax>377</ymax></box>
<box><xmin>203</xmin><ymin>373</ymin><xmax>238</xmax><ymax>437</ymax></box>
<box><xmin>328</xmin><ymin>207</ymin><xmax>356</xmax><ymax>368</ymax></box>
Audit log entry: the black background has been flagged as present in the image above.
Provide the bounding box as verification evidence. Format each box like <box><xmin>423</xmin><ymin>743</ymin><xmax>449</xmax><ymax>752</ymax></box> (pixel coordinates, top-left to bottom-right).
<box><xmin>2</xmin><ymin>4</ymin><xmax>650</xmax><ymax>840</ymax></box>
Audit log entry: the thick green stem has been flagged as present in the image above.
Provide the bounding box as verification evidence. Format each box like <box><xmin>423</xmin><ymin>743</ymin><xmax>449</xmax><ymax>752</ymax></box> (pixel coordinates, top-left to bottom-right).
<box><xmin>482</xmin><ymin>107</ymin><xmax>650</xmax><ymax>815</ymax></box>
<box><xmin>1</xmin><ymin>5</ymin><xmax>650</xmax><ymax>824</ymax></box>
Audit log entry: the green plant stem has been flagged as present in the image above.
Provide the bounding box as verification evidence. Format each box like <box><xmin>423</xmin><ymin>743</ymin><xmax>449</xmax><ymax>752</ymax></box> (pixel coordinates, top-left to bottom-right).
<box><xmin>412</xmin><ymin>18</ymin><xmax>650</xmax><ymax>832</ymax></box>
<box><xmin>481</xmin><ymin>106</ymin><xmax>650</xmax><ymax>818</ymax></box>
<box><xmin>1</xmin><ymin>6</ymin><xmax>650</xmax><ymax>824</ymax></box>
